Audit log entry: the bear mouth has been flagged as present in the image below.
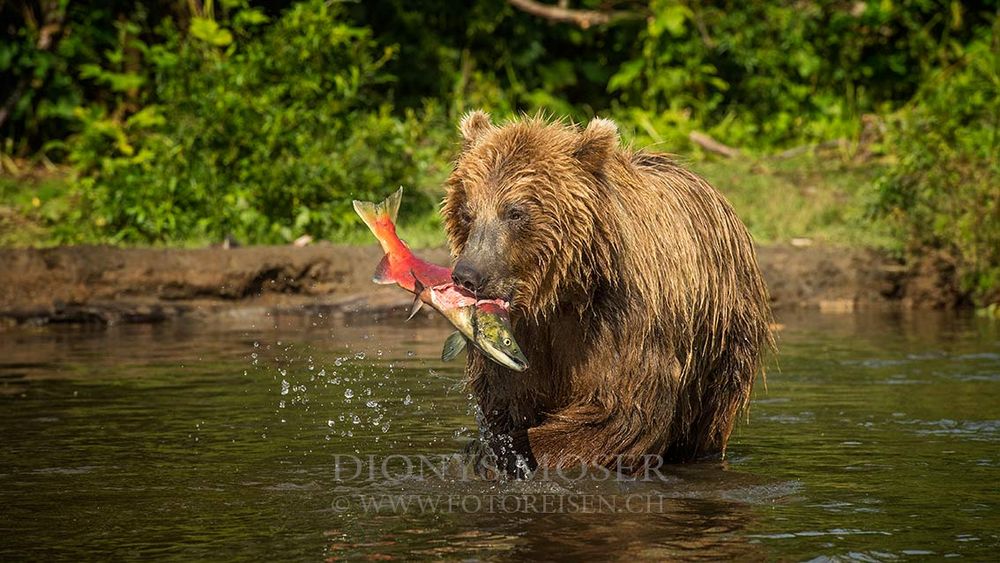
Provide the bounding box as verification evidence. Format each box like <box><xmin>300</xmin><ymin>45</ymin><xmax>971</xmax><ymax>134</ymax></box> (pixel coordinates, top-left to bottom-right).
<box><xmin>475</xmin><ymin>297</ymin><xmax>511</xmax><ymax>312</ymax></box>
<box><xmin>433</xmin><ymin>283</ymin><xmax>511</xmax><ymax>313</ymax></box>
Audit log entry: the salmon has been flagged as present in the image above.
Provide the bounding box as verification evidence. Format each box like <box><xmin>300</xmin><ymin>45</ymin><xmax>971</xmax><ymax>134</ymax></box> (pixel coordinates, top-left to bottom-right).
<box><xmin>352</xmin><ymin>189</ymin><xmax>528</xmax><ymax>371</ymax></box>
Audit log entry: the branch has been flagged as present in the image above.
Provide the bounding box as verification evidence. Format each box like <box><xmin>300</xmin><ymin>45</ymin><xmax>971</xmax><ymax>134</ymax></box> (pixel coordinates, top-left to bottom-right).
<box><xmin>689</xmin><ymin>131</ymin><xmax>741</xmax><ymax>159</ymax></box>
<box><xmin>772</xmin><ymin>139</ymin><xmax>847</xmax><ymax>160</ymax></box>
<box><xmin>508</xmin><ymin>0</ymin><xmax>644</xmax><ymax>29</ymax></box>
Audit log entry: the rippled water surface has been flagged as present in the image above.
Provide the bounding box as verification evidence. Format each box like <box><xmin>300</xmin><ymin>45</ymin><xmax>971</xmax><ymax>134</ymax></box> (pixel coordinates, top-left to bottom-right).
<box><xmin>1</xmin><ymin>312</ymin><xmax>998</xmax><ymax>560</ymax></box>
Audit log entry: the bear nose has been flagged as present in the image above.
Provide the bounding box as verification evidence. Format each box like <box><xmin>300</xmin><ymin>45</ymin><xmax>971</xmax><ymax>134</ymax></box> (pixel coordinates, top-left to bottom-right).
<box><xmin>452</xmin><ymin>260</ymin><xmax>485</xmax><ymax>293</ymax></box>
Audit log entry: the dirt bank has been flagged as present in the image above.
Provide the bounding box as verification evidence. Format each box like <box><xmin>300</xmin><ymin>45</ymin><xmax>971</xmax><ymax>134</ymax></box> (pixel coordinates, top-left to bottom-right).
<box><xmin>0</xmin><ymin>244</ymin><xmax>961</xmax><ymax>328</ymax></box>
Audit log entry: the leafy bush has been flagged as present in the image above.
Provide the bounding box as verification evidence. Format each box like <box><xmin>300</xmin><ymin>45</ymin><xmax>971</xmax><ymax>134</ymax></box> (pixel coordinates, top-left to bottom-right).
<box><xmin>873</xmin><ymin>32</ymin><xmax>1000</xmax><ymax>304</ymax></box>
<box><xmin>0</xmin><ymin>1</ymin><xmax>187</xmax><ymax>154</ymax></box>
<box><xmin>2</xmin><ymin>0</ymin><xmax>997</xmax><ymax>281</ymax></box>
<box><xmin>62</xmin><ymin>0</ymin><xmax>450</xmax><ymax>244</ymax></box>
<box><xmin>610</xmin><ymin>0</ymin><xmax>994</xmax><ymax>149</ymax></box>
<box><xmin>343</xmin><ymin>1</ymin><xmax>639</xmax><ymax>118</ymax></box>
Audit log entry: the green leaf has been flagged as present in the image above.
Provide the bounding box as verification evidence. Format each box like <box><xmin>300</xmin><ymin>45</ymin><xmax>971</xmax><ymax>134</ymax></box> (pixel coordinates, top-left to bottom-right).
<box><xmin>608</xmin><ymin>59</ymin><xmax>644</xmax><ymax>92</ymax></box>
<box><xmin>190</xmin><ymin>17</ymin><xmax>233</xmax><ymax>47</ymax></box>
<box><xmin>235</xmin><ymin>8</ymin><xmax>270</xmax><ymax>27</ymax></box>
<box><xmin>651</xmin><ymin>5</ymin><xmax>692</xmax><ymax>38</ymax></box>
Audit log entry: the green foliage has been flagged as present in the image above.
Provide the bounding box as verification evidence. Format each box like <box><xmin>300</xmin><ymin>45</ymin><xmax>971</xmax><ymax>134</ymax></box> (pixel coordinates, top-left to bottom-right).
<box><xmin>0</xmin><ymin>0</ymin><xmax>997</xmax><ymax>299</ymax></box>
<box><xmin>873</xmin><ymin>32</ymin><xmax>1000</xmax><ymax>304</ymax></box>
<box><xmin>61</xmin><ymin>1</ymin><xmax>450</xmax><ymax>244</ymax></box>
<box><xmin>0</xmin><ymin>1</ymin><xmax>182</xmax><ymax>152</ymax></box>
<box><xmin>612</xmin><ymin>0</ymin><xmax>994</xmax><ymax>149</ymax></box>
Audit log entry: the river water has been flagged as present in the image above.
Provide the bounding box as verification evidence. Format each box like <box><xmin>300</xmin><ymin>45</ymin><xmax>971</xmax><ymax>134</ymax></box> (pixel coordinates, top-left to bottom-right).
<box><xmin>1</xmin><ymin>311</ymin><xmax>997</xmax><ymax>560</ymax></box>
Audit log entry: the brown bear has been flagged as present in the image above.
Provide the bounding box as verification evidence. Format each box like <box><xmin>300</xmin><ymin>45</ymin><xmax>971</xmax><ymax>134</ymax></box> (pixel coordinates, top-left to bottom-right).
<box><xmin>442</xmin><ymin>111</ymin><xmax>773</xmax><ymax>475</ymax></box>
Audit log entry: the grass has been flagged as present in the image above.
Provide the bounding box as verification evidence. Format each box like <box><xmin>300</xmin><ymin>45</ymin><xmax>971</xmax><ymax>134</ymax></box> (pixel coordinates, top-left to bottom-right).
<box><xmin>1</xmin><ymin>153</ymin><xmax>894</xmax><ymax>251</ymax></box>
<box><xmin>693</xmin><ymin>153</ymin><xmax>896</xmax><ymax>250</ymax></box>
<box><xmin>0</xmin><ymin>171</ymin><xmax>74</xmax><ymax>247</ymax></box>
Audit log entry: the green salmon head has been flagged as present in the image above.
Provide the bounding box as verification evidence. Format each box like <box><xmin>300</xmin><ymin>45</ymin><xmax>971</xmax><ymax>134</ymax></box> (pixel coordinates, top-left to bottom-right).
<box><xmin>472</xmin><ymin>308</ymin><xmax>528</xmax><ymax>372</ymax></box>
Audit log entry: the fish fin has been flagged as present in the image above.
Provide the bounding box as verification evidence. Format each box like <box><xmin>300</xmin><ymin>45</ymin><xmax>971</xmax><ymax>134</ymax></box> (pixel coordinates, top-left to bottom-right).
<box><xmin>385</xmin><ymin>187</ymin><xmax>403</xmax><ymax>222</ymax></box>
<box><xmin>411</xmin><ymin>271</ymin><xmax>424</xmax><ymax>294</ymax></box>
<box><xmin>372</xmin><ymin>255</ymin><xmax>395</xmax><ymax>285</ymax></box>
<box><xmin>352</xmin><ymin>187</ymin><xmax>404</xmax><ymax>236</ymax></box>
<box><xmin>441</xmin><ymin>331</ymin><xmax>467</xmax><ymax>362</ymax></box>
<box><xmin>406</xmin><ymin>270</ymin><xmax>425</xmax><ymax>319</ymax></box>
<box><xmin>406</xmin><ymin>295</ymin><xmax>424</xmax><ymax>321</ymax></box>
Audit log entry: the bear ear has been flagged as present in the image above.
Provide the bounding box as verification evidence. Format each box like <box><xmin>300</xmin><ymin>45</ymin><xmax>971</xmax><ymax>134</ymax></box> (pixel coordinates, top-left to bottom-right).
<box><xmin>574</xmin><ymin>117</ymin><xmax>619</xmax><ymax>173</ymax></box>
<box><xmin>459</xmin><ymin>110</ymin><xmax>494</xmax><ymax>150</ymax></box>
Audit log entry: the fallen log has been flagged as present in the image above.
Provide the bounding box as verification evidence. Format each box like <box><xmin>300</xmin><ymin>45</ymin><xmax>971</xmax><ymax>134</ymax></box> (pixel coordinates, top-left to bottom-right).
<box><xmin>689</xmin><ymin>131</ymin><xmax>741</xmax><ymax>158</ymax></box>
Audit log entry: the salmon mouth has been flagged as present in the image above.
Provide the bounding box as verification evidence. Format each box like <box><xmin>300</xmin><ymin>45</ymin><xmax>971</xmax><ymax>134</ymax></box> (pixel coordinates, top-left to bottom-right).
<box><xmin>488</xmin><ymin>348</ymin><xmax>528</xmax><ymax>372</ymax></box>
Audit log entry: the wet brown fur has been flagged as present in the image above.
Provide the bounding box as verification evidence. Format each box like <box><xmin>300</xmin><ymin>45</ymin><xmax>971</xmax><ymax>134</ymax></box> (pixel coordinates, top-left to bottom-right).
<box><xmin>442</xmin><ymin>111</ymin><xmax>773</xmax><ymax>474</ymax></box>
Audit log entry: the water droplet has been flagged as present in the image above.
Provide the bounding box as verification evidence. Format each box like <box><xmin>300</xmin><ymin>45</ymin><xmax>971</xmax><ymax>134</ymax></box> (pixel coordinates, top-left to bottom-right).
<box><xmin>344</xmin><ymin>388</ymin><xmax>354</xmax><ymax>399</ymax></box>
<box><xmin>406</xmin><ymin>351</ymin><xmax>415</xmax><ymax>357</ymax></box>
<box><xmin>352</xmin><ymin>415</ymin><xmax>361</xmax><ymax>425</ymax></box>
<box><xmin>366</xmin><ymin>400</ymin><xmax>379</xmax><ymax>408</ymax></box>
<box><xmin>327</xmin><ymin>419</ymin><xmax>335</xmax><ymax>427</ymax></box>
<box><xmin>403</xmin><ymin>394</ymin><xmax>412</xmax><ymax>405</ymax></box>
<box><xmin>281</xmin><ymin>380</ymin><xmax>290</xmax><ymax>395</ymax></box>
<box><xmin>354</xmin><ymin>352</ymin><xmax>366</xmax><ymax>360</ymax></box>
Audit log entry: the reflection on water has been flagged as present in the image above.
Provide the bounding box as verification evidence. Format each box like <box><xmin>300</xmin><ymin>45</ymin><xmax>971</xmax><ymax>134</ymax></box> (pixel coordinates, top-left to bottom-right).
<box><xmin>0</xmin><ymin>311</ymin><xmax>997</xmax><ymax>560</ymax></box>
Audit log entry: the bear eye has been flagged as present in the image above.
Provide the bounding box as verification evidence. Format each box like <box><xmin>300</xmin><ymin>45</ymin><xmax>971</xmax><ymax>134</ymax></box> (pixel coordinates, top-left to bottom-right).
<box><xmin>456</xmin><ymin>205</ymin><xmax>473</xmax><ymax>225</ymax></box>
<box><xmin>504</xmin><ymin>206</ymin><xmax>527</xmax><ymax>224</ymax></box>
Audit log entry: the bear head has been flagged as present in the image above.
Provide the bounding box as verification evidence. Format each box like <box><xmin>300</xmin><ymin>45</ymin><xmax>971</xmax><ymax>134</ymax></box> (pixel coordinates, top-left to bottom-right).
<box><xmin>442</xmin><ymin>111</ymin><xmax>620</xmax><ymax>318</ymax></box>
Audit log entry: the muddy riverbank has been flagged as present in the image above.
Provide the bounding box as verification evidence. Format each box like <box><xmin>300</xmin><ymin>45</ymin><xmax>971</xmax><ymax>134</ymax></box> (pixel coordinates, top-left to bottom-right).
<box><xmin>0</xmin><ymin>243</ymin><xmax>963</xmax><ymax>328</ymax></box>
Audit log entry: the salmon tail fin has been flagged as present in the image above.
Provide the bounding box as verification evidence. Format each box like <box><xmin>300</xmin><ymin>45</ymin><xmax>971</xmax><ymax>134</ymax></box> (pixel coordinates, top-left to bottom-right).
<box><xmin>372</xmin><ymin>255</ymin><xmax>394</xmax><ymax>285</ymax></box>
<box><xmin>352</xmin><ymin>187</ymin><xmax>403</xmax><ymax>237</ymax></box>
<box><xmin>354</xmin><ymin>187</ymin><xmax>404</xmax><ymax>283</ymax></box>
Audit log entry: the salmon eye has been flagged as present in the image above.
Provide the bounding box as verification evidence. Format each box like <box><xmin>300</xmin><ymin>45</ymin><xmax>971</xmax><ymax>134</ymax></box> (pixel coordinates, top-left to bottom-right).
<box><xmin>503</xmin><ymin>338</ymin><xmax>512</xmax><ymax>346</ymax></box>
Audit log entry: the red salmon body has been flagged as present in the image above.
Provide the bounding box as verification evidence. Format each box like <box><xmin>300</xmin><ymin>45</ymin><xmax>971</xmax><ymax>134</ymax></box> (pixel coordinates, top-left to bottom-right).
<box><xmin>359</xmin><ymin>195</ymin><xmax>452</xmax><ymax>292</ymax></box>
